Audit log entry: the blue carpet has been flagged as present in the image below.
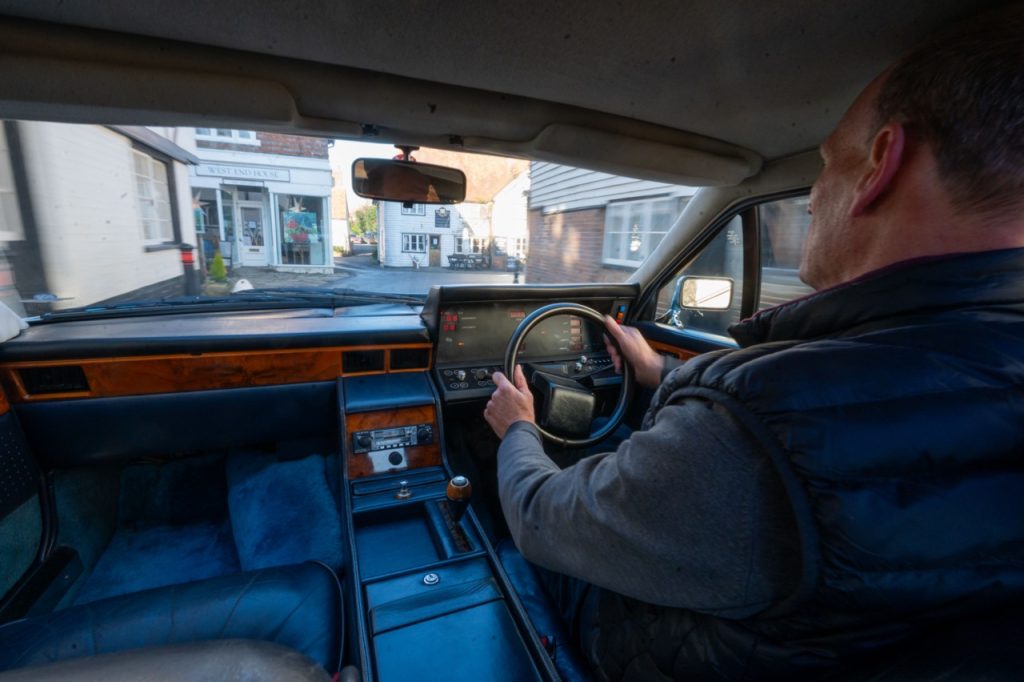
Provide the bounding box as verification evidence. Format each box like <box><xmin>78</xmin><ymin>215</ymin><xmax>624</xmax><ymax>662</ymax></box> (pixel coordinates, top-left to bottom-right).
<box><xmin>118</xmin><ymin>453</ymin><xmax>228</xmax><ymax>529</ymax></box>
<box><xmin>73</xmin><ymin>521</ymin><xmax>240</xmax><ymax>605</ymax></box>
<box><xmin>227</xmin><ymin>453</ymin><xmax>344</xmax><ymax>571</ymax></box>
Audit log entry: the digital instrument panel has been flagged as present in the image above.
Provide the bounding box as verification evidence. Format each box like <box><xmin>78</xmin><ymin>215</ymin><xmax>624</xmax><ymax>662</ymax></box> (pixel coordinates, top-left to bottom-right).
<box><xmin>436</xmin><ymin>303</ymin><xmax>604</xmax><ymax>364</ymax></box>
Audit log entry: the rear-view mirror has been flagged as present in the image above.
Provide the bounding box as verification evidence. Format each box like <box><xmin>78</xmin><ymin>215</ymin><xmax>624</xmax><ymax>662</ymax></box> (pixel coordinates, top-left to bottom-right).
<box><xmin>351</xmin><ymin>158</ymin><xmax>466</xmax><ymax>204</ymax></box>
<box><xmin>678</xmin><ymin>276</ymin><xmax>733</xmax><ymax>310</ymax></box>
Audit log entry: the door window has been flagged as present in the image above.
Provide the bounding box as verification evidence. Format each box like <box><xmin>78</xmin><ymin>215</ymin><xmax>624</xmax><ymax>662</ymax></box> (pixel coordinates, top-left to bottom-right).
<box><xmin>757</xmin><ymin>195</ymin><xmax>815</xmax><ymax>310</ymax></box>
<box><xmin>655</xmin><ymin>215</ymin><xmax>744</xmax><ymax>338</ymax></box>
<box><xmin>241</xmin><ymin>207</ymin><xmax>264</xmax><ymax>247</ymax></box>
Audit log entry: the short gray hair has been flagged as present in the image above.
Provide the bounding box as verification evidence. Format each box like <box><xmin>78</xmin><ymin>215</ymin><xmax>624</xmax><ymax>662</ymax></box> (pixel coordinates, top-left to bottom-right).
<box><xmin>874</xmin><ymin>5</ymin><xmax>1024</xmax><ymax>219</ymax></box>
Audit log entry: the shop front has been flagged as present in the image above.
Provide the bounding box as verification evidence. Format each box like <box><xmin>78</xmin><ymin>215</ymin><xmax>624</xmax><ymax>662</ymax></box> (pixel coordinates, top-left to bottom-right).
<box><xmin>190</xmin><ymin>161</ymin><xmax>333</xmax><ymax>273</ymax></box>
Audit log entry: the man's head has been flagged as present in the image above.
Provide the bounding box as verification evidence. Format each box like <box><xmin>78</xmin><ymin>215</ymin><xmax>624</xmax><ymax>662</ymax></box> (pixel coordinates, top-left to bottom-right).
<box><xmin>801</xmin><ymin>5</ymin><xmax>1024</xmax><ymax>290</ymax></box>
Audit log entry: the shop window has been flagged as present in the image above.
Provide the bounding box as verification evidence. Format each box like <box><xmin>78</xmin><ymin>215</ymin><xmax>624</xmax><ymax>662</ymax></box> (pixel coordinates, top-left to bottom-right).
<box><xmin>603</xmin><ymin>197</ymin><xmax>684</xmax><ymax>267</ymax></box>
<box><xmin>758</xmin><ymin>195</ymin><xmax>815</xmax><ymax>310</ymax></box>
<box><xmin>401</xmin><ymin>204</ymin><xmax>426</xmax><ymax>216</ymax></box>
<box><xmin>195</xmin><ymin>188</ymin><xmax>223</xmax><ymax>267</ymax></box>
<box><xmin>403</xmin><ymin>233</ymin><xmax>426</xmax><ymax>252</ymax></box>
<box><xmin>132</xmin><ymin>150</ymin><xmax>174</xmax><ymax>244</ymax></box>
<box><xmin>278</xmin><ymin>195</ymin><xmax>327</xmax><ymax>265</ymax></box>
<box><xmin>219</xmin><ymin>189</ymin><xmax>235</xmax><ymax>265</ymax></box>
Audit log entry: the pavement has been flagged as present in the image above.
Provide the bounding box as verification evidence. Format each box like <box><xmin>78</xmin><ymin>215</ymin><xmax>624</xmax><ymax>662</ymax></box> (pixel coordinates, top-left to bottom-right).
<box><xmin>227</xmin><ymin>252</ymin><xmax>517</xmax><ymax>296</ymax></box>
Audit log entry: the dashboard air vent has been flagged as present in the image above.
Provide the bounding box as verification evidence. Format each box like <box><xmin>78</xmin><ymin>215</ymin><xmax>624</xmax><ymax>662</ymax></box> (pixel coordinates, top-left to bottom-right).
<box><xmin>343</xmin><ymin>349</ymin><xmax>385</xmax><ymax>374</ymax></box>
<box><xmin>19</xmin><ymin>365</ymin><xmax>90</xmax><ymax>395</ymax></box>
<box><xmin>390</xmin><ymin>348</ymin><xmax>430</xmax><ymax>371</ymax></box>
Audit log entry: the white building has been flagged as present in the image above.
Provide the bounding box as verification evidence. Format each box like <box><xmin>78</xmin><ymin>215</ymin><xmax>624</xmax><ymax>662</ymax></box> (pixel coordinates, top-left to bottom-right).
<box><xmin>188</xmin><ymin>130</ymin><xmax>334</xmax><ymax>273</ymax></box>
<box><xmin>0</xmin><ymin>122</ymin><xmax>199</xmax><ymax>313</ymax></box>
<box><xmin>377</xmin><ymin>153</ymin><xmax>530</xmax><ymax>269</ymax></box>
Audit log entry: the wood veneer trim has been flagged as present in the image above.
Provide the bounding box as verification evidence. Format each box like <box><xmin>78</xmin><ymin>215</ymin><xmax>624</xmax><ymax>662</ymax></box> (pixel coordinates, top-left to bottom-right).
<box><xmin>647</xmin><ymin>340</ymin><xmax>700</xmax><ymax>361</ymax></box>
<box><xmin>346</xmin><ymin>404</ymin><xmax>441</xmax><ymax>479</ymax></box>
<box><xmin>0</xmin><ymin>343</ymin><xmax>433</xmax><ymax>402</ymax></box>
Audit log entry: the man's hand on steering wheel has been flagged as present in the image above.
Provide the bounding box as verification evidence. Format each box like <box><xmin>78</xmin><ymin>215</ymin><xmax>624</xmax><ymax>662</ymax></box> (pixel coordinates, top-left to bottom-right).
<box><xmin>602</xmin><ymin>315</ymin><xmax>664</xmax><ymax>389</ymax></box>
<box><xmin>485</xmin><ymin>365</ymin><xmax>535</xmax><ymax>439</ymax></box>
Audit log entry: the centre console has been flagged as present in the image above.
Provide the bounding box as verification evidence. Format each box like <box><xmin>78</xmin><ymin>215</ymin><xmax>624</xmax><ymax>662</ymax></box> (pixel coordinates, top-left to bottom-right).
<box><xmin>340</xmin><ymin>371</ymin><xmax>559</xmax><ymax>681</ymax></box>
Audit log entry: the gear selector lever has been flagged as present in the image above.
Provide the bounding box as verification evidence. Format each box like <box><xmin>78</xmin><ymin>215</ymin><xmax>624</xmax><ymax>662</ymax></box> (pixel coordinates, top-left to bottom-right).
<box><xmin>446</xmin><ymin>475</ymin><xmax>472</xmax><ymax>523</ymax></box>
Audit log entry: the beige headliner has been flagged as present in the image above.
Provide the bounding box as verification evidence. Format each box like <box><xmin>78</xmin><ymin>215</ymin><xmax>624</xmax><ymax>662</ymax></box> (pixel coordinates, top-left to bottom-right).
<box><xmin>0</xmin><ymin>0</ymin><xmax>1007</xmax><ymax>185</ymax></box>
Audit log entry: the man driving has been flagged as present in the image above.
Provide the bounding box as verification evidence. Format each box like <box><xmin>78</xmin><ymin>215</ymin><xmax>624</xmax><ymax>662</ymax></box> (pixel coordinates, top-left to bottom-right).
<box><xmin>484</xmin><ymin>7</ymin><xmax>1024</xmax><ymax>680</ymax></box>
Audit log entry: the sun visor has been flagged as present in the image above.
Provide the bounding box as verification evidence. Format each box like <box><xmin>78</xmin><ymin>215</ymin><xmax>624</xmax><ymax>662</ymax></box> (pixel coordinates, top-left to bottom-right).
<box><xmin>496</xmin><ymin>124</ymin><xmax>763</xmax><ymax>187</ymax></box>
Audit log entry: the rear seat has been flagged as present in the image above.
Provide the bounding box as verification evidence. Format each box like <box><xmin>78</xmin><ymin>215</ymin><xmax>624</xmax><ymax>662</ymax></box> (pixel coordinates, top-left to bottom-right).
<box><xmin>0</xmin><ymin>561</ymin><xmax>342</xmax><ymax>675</ymax></box>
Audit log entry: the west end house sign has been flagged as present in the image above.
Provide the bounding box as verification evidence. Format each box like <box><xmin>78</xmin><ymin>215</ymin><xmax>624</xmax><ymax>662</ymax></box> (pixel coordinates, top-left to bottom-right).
<box><xmin>196</xmin><ymin>163</ymin><xmax>291</xmax><ymax>182</ymax></box>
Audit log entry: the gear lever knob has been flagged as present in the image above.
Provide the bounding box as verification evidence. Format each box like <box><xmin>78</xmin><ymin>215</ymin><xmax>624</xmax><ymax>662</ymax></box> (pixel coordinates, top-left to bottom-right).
<box><xmin>446</xmin><ymin>475</ymin><xmax>472</xmax><ymax>523</ymax></box>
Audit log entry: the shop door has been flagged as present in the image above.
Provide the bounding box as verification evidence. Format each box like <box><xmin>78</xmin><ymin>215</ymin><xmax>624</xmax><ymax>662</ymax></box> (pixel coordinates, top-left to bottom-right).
<box><xmin>239</xmin><ymin>203</ymin><xmax>268</xmax><ymax>266</ymax></box>
<box><xmin>429</xmin><ymin>235</ymin><xmax>441</xmax><ymax>267</ymax></box>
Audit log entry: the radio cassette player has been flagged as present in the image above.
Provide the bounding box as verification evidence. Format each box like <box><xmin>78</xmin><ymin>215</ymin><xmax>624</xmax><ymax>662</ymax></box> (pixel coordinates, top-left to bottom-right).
<box><xmin>352</xmin><ymin>423</ymin><xmax>434</xmax><ymax>454</ymax></box>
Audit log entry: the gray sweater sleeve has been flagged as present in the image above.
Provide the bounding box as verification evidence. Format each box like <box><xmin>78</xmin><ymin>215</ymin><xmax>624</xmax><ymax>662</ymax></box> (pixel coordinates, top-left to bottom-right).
<box><xmin>497</xmin><ymin>398</ymin><xmax>800</xmax><ymax>618</ymax></box>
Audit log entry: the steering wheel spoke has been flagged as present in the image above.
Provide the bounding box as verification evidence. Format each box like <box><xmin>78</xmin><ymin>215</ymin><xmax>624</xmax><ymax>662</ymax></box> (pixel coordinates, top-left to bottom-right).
<box><xmin>504</xmin><ymin>303</ymin><xmax>634</xmax><ymax>448</ymax></box>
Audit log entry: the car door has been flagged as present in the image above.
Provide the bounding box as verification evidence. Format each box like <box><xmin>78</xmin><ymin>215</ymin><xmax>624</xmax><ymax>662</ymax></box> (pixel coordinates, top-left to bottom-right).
<box><xmin>633</xmin><ymin>193</ymin><xmax>815</xmax><ymax>366</ymax></box>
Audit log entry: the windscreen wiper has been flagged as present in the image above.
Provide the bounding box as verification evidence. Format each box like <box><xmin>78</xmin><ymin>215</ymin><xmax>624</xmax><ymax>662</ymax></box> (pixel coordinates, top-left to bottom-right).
<box><xmin>29</xmin><ymin>291</ymin><xmax>335</xmax><ymax>324</ymax></box>
<box><xmin>240</xmin><ymin>287</ymin><xmax>424</xmax><ymax>306</ymax></box>
<box><xmin>29</xmin><ymin>288</ymin><xmax>423</xmax><ymax>324</ymax></box>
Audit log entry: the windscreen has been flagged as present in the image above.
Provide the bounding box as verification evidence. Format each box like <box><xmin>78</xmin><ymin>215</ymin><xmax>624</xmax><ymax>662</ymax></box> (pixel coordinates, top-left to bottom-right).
<box><xmin>0</xmin><ymin>123</ymin><xmax>699</xmax><ymax>317</ymax></box>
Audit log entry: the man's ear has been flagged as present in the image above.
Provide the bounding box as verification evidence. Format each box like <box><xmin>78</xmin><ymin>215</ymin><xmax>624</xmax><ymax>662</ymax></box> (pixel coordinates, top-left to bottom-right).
<box><xmin>849</xmin><ymin>122</ymin><xmax>906</xmax><ymax>217</ymax></box>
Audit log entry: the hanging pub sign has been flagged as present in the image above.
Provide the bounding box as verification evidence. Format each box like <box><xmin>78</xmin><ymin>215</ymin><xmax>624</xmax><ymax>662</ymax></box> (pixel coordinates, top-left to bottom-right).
<box><xmin>434</xmin><ymin>207</ymin><xmax>450</xmax><ymax>228</ymax></box>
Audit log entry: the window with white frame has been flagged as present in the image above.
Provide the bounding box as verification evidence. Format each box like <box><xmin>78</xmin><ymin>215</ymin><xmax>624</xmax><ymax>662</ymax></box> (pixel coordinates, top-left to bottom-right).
<box><xmin>402</xmin><ymin>233</ymin><xmax>426</xmax><ymax>252</ymax></box>
<box><xmin>0</xmin><ymin>126</ymin><xmax>23</xmax><ymax>242</ymax></box>
<box><xmin>194</xmin><ymin>128</ymin><xmax>260</xmax><ymax>146</ymax></box>
<box><xmin>132</xmin><ymin>150</ymin><xmax>175</xmax><ymax>243</ymax></box>
<box><xmin>401</xmin><ymin>203</ymin><xmax>426</xmax><ymax>216</ymax></box>
<box><xmin>602</xmin><ymin>197</ymin><xmax>684</xmax><ymax>267</ymax></box>
<box><xmin>511</xmin><ymin>237</ymin><xmax>528</xmax><ymax>259</ymax></box>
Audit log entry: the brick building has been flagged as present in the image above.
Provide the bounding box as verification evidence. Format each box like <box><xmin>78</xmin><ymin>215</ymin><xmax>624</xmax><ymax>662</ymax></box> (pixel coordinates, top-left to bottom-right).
<box><xmin>189</xmin><ymin>129</ymin><xmax>334</xmax><ymax>273</ymax></box>
<box><xmin>526</xmin><ymin>162</ymin><xmax>695</xmax><ymax>284</ymax></box>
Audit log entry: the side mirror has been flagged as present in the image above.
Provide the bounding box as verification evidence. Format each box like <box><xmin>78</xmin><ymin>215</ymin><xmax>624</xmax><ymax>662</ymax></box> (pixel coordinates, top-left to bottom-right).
<box><xmin>665</xmin><ymin>276</ymin><xmax>734</xmax><ymax>328</ymax></box>
<box><xmin>351</xmin><ymin>158</ymin><xmax>466</xmax><ymax>204</ymax></box>
<box><xmin>678</xmin><ymin>276</ymin><xmax>733</xmax><ymax>310</ymax></box>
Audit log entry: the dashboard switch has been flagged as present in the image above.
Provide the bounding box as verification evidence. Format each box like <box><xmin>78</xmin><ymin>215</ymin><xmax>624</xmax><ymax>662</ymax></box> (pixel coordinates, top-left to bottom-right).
<box><xmin>454</xmin><ymin>369</ymin><xmax>467</xmax><ymax>381</ymax></box>
<box><xmin>395</xmin><ymin>480</ymin><xmax>412</xmax><ymax>500</ymax></box>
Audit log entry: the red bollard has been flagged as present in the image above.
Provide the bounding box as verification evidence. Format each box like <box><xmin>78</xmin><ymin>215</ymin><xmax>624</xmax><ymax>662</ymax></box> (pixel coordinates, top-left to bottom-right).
<box><xmin>179</xmin><ymin>243</ymin><xmax>199</xmax><ymax>296</ymax></box>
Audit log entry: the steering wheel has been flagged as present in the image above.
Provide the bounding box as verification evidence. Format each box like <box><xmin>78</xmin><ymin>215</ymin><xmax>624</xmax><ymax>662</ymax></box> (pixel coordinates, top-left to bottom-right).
<box><xmin>504</xmin><ymin>303</ymin><xmax>634</xmax><ymax>448</ymax></box>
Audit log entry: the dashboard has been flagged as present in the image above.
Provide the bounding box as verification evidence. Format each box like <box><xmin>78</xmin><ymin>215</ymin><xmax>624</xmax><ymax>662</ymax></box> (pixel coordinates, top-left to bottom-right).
<box><xmin>422</xmin><ymin>284</ymin><xmax>639</xmax><ymax>400</ymax></box>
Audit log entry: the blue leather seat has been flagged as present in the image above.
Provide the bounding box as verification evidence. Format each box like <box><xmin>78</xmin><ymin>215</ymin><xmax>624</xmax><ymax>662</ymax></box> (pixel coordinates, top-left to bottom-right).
<box><xmin>499</xmin><ymin>542</ymin><xmax>1024</xmax><ymax>682</ymax></box>
<box><xmin>496</xmin><ymin>541</ymin><xmax>593</xmax><ymax>682</ymax></box>
<box><xmin>0</xmin><ymin>562</ymin><xmax>342</xmax><ymax>674</ymax></box>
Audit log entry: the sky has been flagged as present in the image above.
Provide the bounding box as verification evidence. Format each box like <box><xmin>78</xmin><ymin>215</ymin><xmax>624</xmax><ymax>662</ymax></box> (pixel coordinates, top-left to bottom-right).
<box><xmin>328</xmin><ymin>139</ymin><xmax>400</xmax><ymax>214</ymax></box>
